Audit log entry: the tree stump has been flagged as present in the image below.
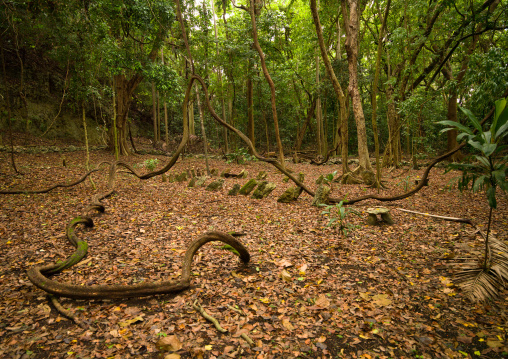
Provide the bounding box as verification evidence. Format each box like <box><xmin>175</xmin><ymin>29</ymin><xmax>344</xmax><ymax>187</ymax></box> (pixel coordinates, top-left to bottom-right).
<box><xmin>366</xmin><ymin>207</ymin><xmax>394</xmax><ymax>225</ymax></box>
<box><xmin>239</xmin><ymin>179</ymin><xmax>258</xmax><ymax>195</ymax></box>
<box><xmin>175</xmin><ymin>172</ymin><xmax>187</xmax><ymax>182</ymax></box>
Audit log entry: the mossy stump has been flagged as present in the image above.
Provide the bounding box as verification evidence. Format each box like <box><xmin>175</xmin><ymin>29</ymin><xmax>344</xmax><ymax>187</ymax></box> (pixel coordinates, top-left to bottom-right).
<box><xmin>239</xmin><ymin>179</ymin><xmax>258</xmax><ymax>195</ymax></box>
<box><xmin>252</xmin><ymin>182</ymin><xmax>276</xmax><ymax>199</ymax></box>
<box><xmin>366</xmin><ymin>207</ymin><xmax>393</xmax><ymax>225</ymax></box>
<box><xmin>187</xmin><ymin>177</ymin><xmax>196</xmax><ymax>188</ymax></box>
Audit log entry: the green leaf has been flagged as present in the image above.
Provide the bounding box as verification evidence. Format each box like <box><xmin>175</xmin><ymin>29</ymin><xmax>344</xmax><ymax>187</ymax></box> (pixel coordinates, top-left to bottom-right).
<box><xmin>459</xmin><ymin>106</ymin><xmax>483</xmax><ymax>133</ymax></box>
<box><xmin>472</xmin><ymin>175</ymin><xmax>486</xmax><ymax>192</ymax></box>
<box><xmin>481</xmin><ymin>143</ymin><xmax>497</xmax><ymax>157</ymax></box>
<box><xmin>493</xmin><ymin>98</ymin><xmax>507</xmax><ymax>134</ymax></box>
<box><xmin>437</xmin><ymin>120</ymin><xmax>473</xmax><ymax>135</ymax></box>
<box><xmin>487</xmin><ymin>186</ymin><xmax>497</xmax><ymax>209</ymax></box>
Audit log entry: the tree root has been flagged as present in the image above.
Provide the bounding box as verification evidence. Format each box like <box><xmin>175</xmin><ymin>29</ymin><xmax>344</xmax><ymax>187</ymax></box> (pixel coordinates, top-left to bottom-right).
<box><xmin>48</xmin><ymin>294</ymin><xmax>87</xmax><ymax>329</ymax></box>
<box><xmin>193</xmin><ymin>300</ymin><xmax>228</xmax><ymax>333</ymax></box>
<box><xmin>241</xmin><ymin>333</ymin><xmax>254</xmax><ymax>346</ymax></box>
<box><xmin>27</xmin><ymin>224</ymin><xmax>250</xmax><ymax>299</ymax></box>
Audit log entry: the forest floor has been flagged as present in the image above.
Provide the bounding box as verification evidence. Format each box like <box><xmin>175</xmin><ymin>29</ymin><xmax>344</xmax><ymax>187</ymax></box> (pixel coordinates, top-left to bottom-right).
<box><xmin>1</xmin><ymin>138</ymin><xmax>508</xmax><ymax>359</ymax></box>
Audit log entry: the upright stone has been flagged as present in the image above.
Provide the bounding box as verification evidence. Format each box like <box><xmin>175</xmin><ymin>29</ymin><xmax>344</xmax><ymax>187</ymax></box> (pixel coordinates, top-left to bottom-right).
<box><xmin>206</xmin><ymin>179</ymin><xmax>224</xmax><ymax>192</ymax></box>
<box><xmin>211</xmin><ymin>168</ymin><xmax>218</xmax><ymax>176</ymax></box>
<box><xmin>239</xmin><ymin>179</ymin><xmax>258</xmax><ymax>195</ymax></box>
<box><xmin>239</xmin><ymin>169</ymin><xmax>248</xmax><ymax>178</ymax></box>
<box><xmin>311</xmin><ymin>184</ymin><xmax>330</xmax><ymax>207</ymax></box>
<box><xmin>195</xmin><ymin>176</ymin><xmax>208</xmax><ymax>187</ymax></box>
<box><xmin>188</xmin><ymin>177</ymin><xmax>196</xmax><ymax>188</ymax></box>
<box><xmin>228</xmin><ymin>184</ymin><xmax>241</xmax><ymax>196</ymax></box>
<box><xmin>256</xmin><ymin>171</ymin><xmax>267</xmax><ymax>180</ymax></box>
<box><xmin>316</xmin><ymin>175</ymin><xmax>324</xmax><ymax>184</ymax></box>
<box><xmin>252</xmin><ymin>182</ymin><xmax>276</xmax><ymax>199</ymax></box>
<box><xmin>277</xmin><ymin>187</ymin><xmax>298</xmax><ymax>203</ymax></box>
<box><xmin>176</xmin><ymin>172</ymin><xmax>187</xmax><ymax>182</ymax></box>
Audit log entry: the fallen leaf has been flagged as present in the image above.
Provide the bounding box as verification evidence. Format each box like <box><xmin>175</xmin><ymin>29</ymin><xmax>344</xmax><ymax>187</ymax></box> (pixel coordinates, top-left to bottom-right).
<box><xmin>372</xmin><ymin>294</ymin><xmax>392</xmax><ymax>307</ymax></box>
<box><xmin>157</xmin><ymin>335</ymin><xmax>183</xmax><ymax>352</ymax></box>
<box><xmin>118</xmin><ymin>316</ymin><xmax>144</xmax><ymax>327</ymax></box>
<box><xmin>282</xmin><ymin>318</ymin><xmax>294</xmax><ymax>331</ymax></box>
<box><xmin>280</xmin><ymin>269</ymin><xmax>292</xmax><ymax>282</ymax></box>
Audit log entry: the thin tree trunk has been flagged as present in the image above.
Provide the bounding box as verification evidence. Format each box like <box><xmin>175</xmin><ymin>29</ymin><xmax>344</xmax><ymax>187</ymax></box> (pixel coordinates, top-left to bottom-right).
<box><xmin>195</xmin><ymin>85</ymin><xmax>210</xmax><ymax>175</ymax></box>
<box><xmin>371</xmin><ymin>0</ymin><xmax>391</xmax><ymax>188</ymax></box>
<box><xmin>1</xmin><ymin>41</ymin><xmax>19</xmax><ymax>174</ymax></box>
<box><xmin>249</xmin><ymin>0</ymin><xmax>285</xmax><ymax>168</ymax></box>
<box><xmin>152</xmin><ymin>82</ymin><xmax>158</xmax><ymax>143</ymax></box>
<box><xmin>247</xmin><ymin>75</ymin><xmax>255</xmax><ymax>154</ymax></box>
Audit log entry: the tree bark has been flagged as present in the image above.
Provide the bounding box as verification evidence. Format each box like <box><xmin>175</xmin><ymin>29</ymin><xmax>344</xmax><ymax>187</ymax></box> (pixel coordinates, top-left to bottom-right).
<box><xmin>247</xmin><ymin>75</ymin><xmax>255</xmax><ymax>154</ymax></box>
<box><xmin>343</xmin><ymin>0</ymin><xmax>373</xmax><ymax>173</ymax></box>
<box><xmin>249</xmin><ymin>0</ymin><xmax>285</xmax><ymax>168</ymax></box>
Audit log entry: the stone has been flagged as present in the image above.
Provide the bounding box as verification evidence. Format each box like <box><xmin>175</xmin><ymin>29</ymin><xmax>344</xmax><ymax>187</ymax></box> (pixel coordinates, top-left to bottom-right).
<box><xmin>228</xmin><ymin>184</ymin><xmax>241</xmax><ymax>196</ymax></box>
<box><xmin>316</xmin><ymin>175</ymin><xmax>324</xmax><ymax>184</ymax></box>
<box><xmin>206</xmin><ymin>179</ymin><xmax>224</xmax><ymax>192</ymax></box>
<box><xmin>175</xmin><ymin>172</ymin><xmax>187</xmax><ymax>182</ymax></box>
<box><xmin>239</xmin><ymin>179</ymin><xmax>258</xmax><ymax>195</ymax></box>
<box><xmin>256</xmin><ymin>171</ymin><xmax>267</xmax><ymax>180</ymax></box>
<box><xmin>311</xmin><ymin>184</ymin><xmax>330</xmax><ymax>207</ymax></box>
<box><xmin>195</xmin><ymin>176</ymin><xmax>208</xmax><ymax>187</ymax></box>
<box><xmin>366</xmin><ymin>207</ymin><xmax>393</xmax><ymax>225</ymax></box>
<box><xmin>191</xmin><ymin>169</ymin><xmax>196</xmax><ymax>178</ymax></box>
<box><xmin>277</xmin><ymin>187</ymin><xmax>298</xmax><ymax>203</ymax></box>
<box><xmin>238</xmin><ymin>169</ymin><xmax>248</xmax><ymax>178</ymax></box>
<box><xmin>252</xmin><ymin>182</ymin><xmax>276</xmax><ymax>199</ymax></box>
<box><xmin>211</xmin><ymin>168</ymin><xmax>218</xmax><ymax>176</ymax></box>
<box><xmin>187</xmin><ymin>177</ymin><xmax>196</xmax><ymax>188</ymax></box>
<box><xmin>161</xmin><ymin>174</ymin><xmax>167</xmax><ymax>182</ymax></box>
<box><xmin>220</xmin><ymin>169</ymin><xmax>230</xmax><ymax>178</ymax></box>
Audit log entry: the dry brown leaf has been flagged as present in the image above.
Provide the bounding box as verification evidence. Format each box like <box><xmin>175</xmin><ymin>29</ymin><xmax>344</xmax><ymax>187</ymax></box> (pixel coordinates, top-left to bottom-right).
<box><xmin>157</xmin><ymin>335</ymin><xmax>183</xmax><ymax>352</ymax></box>
<box><xmin>372</xmin><ymin>294</ymin><xmax>392</xmax><ymax>307</ymax></box>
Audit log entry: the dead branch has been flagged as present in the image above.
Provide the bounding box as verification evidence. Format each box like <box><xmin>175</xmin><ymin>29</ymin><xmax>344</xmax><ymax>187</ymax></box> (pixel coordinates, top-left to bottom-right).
<box><xmin>396</xmin><ymin>208</ymin><xmax>473</xmax><ymax>225</ymax></box>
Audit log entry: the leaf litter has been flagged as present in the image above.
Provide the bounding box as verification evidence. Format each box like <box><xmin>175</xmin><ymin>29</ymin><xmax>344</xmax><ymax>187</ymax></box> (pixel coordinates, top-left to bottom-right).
<box><xmin>0</xmin><ymin>148</ymin><xmax>508</xmax><ymax>358</ymax></box>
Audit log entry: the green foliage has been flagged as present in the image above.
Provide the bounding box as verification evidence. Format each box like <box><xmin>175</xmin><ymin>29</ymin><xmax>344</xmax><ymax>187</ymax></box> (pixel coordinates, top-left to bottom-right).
<box><xmin>144</xmin><ymin>158</ymin><xmax>159</xmax><ymax>172</ymax></box>
<box><xmin>225</xmin><ymin>148</ymin><xmax>257</xmax><ymax>164</ymax></box>
<box><xmin>439</xmin><ymin>97</ymin><xmax>508</xmax><ymax>209</ymax></box>
<box><xmin>320</xmin><ymin>199</ymin><xmax>361</xmax><ymax>237</ymax></box>
<box><xmin>322</xmin><ymin>171</ymin><xmax>337</xmax><ymax>185</ymax></box>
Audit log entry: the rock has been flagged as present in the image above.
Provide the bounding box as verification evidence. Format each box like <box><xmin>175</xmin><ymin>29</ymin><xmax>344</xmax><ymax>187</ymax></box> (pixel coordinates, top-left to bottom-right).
<box><xmin>190</xmin><ymin>169</ymin><xmax>196</xmax><ymax>178</ymax></box>
<box><xmin>195</xmin><ymin>176</ymin><xmax>208</xmax><ymax>187</ymax></box>
<box><xmin>175</xmin><ymin>172</ymin><xmax>187</xmax><ymax>182</ymax></box>
<box><xmin>206</xmin><ymin>179</ymin><xmax>224</xmax><ymax>192</ymax></box>
<box><xmin>210</xmin><ymin>168</ymin><xmax>218</xmax><ymax>176</ymax></box>
<box><xmin>238</xmin><ymin>169</ymin><xmax>248</xmax><ymax>178</ymax></box>
<box><xmin>239</xmin><ymin>179</ymin><xmax>258</xmax><ymax>195</ymax></box>
<box><xmin>187</xmin><ymin>177</ymin><xmax>196</xmax><ymax>188</ymax></box>
<box><xmin>256</xmin><ymin>171</ymin><xmax>267</xmax><ymax>180</ymax></box>
<box><xmin>220</xmin><ymin>169</ymin><xmax>230</xmax><ymax>178</ymax></box>
<box><xmin>228</xmin><ymin>184</ymin><xmax>241</xmax><ymax>195</ymax></box>
<box><xmin>316</xmin><ymin>175</ymin><xmax>324</xmax><ymax>184</ymax></box>
<box><xmin>311</xmin><ymin>184</ymin><xmax>330</xmax><ymax>207</ymax></box>
<box><xmin>252</xmin><ymin>182</ymin><xmax>276</xmax><ymax>199</ymax></box>
<box><xmin>277</xmin><ymin>187</ymin><xmax>298</xmax><ymax>203</ymax></box>
<box><xmin>366</xmin><ymin>207</ymin><xmax>393</xmax><ymax>225</ymax></box>
<box><xmin>161</xmin><ymin>174</ymin><xmax>167</xmax><ymax>183</ymax></box>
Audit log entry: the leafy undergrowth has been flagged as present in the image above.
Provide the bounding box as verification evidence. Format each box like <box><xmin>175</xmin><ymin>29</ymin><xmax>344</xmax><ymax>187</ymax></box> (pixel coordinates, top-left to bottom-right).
<box><xmin>1</xmin><ymin>147</ymin><xmax>507</xmax><ymax>359</ymax></box>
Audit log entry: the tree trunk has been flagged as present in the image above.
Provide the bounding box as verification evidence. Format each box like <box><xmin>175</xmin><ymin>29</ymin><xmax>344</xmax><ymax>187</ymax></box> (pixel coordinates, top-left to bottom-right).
<box><xmin>195</xmin><ymin>85</ymin><xmax>210</xmax><ymax>175</ymax></box>
<box><xmin>111</xmin><ymin>74</ymin><xmax>141</xmax><ymax>156</ymax></box>
<box><xmin>343</xmin><ymin>0</ymin><xmax>373</xmax><ymax>173</ymax></box>
<box><xmin>247</xmin><ymin>75</ymin><xmax>255</xmax><ymax>154</ymax></box>
<box><xmin>249</xmin><ymin>0</ymin><xmax>285</xmax><ymax>168</ymax></box>
<box><xmin>152</xmin><ymin>82</ymin><xmax>158</xmax><ymax>143</ymax></box>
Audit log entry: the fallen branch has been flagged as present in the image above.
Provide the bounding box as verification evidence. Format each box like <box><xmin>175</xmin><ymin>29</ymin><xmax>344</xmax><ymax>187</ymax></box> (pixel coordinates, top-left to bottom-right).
<box><xmin>395</xmin><ymin>208</ymin><xmax>473</xmax><ymax>225</ymax></box>
<box><xmin>193</xmin><ymin>300</ymin><xmax>228</xmax><ymax>333</ymax></box>
<box><xmin>241</xmin><ymin>333</ymin><xmax>254</xmax><ymax>346</ymax></box>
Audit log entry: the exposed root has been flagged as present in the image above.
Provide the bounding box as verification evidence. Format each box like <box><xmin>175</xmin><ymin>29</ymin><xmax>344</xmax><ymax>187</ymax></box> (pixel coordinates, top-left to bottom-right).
<box><xmin>48</xmin><ymin>295</ymin><xmax>87</xmax><ymax>329</ymax></box>
<box><xmin>193</xmin><ymin>300</ymin><xmax>228</xmax><ymax>333</ymax></box>
<box><xmin>241</xmin><ymin>333</ymin><xmax>254</xmax><ymax>346</ymax></box>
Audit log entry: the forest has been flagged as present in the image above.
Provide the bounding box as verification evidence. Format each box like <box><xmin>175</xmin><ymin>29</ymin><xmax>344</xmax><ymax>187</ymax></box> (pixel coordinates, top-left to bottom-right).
<box><xmin>1</xmin><ymin>0</ymin><xmax>508</xmax><ymax>358</ymax></box>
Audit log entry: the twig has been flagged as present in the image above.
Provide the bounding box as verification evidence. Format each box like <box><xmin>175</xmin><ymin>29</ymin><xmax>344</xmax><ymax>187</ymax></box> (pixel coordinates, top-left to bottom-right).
<box><xmin>241</xmin><ymin>333</ymin><xmax>254</xmax><ymax>346</ymax></box>
<box><xmin>193</xmin><ymin>300</ymin><xmax>228</xmax><ymax>333</ymax></box>
<box><xmin>395</xmin><ymin>208</ymin><xmax>473</xmax><ymax>225</ymax></box>
<box><xmin>48</xmin><ymin>295</ymin><xmax>86</xmax><ymax>329</ymax></box>
<box><xmin>228</xmin><ymin>305</ymin><xmax>246</xmax><ymax>316</ymax></box>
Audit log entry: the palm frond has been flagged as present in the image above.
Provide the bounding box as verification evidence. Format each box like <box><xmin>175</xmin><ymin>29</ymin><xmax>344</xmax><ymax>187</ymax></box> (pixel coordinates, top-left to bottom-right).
<box><xmin>453</xmin><ymin>238</ymin><xmax>508</xmax><ymax>302</ymax></box>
